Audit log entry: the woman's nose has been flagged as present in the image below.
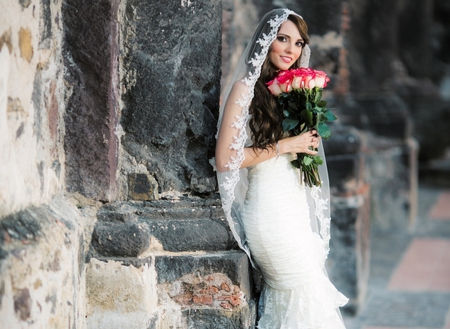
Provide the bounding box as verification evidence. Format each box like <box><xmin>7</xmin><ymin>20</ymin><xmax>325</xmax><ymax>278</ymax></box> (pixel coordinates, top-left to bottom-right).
<box><xmin>285</xmin><ymin>42</ymin><xmax>293</xmax><ymax>53</ymax></box>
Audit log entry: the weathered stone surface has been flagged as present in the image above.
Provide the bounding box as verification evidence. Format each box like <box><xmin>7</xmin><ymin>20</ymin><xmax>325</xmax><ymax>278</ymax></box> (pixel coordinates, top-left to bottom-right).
<box><xmin>93</xmin><ymin>198</ymin><xmax>238</xmax><ymax>254</ymax></box>
<box><xmin>328</xmin><ymin>187</ymin><xmax>371</xmax><ymax>316</ymax></box>
<box><xmin>0</xmin><ymin>207</ymin><xmax>42</xmax><ymax>249</ymax></box>
<box><xmin>324</xmin><ymin>124</ymin><xmax>363</xmax><ymax>193</ymax></box>
<box><xmin>155</xmin><ymin>251</ymin><xmax>250</xmax><ymax>292</ymax></box>
<box><xmin>364</xmin><ymin>140</ymin><xmax>418</xmax><ymax>228</ymax></box>
<box><xmin>146</xmin><ymin>217</ymin><xmax>236</xmax><ymax>252</ymax></box>
<box><xmin>128</xmin><ymin>173</ymin><xmax>159</xmax><ymax>201</ymax></box>
<box><xmin>183</xmin><ymin>306</ymin><xmax>257</xmax><ymax>329</ymax></box>
<box><xmin>88</xmin><ymin>253</ymin><xmax>255</xmax><ymax>329</ymax></box>
<box><xmin>18</xmin><ymin>28</ymin><xmax>33</xmax><ymax>62</ymax></box>
<box><xmin>324</xmin><ymin>124</ymin><xmax>371</xmax><ymax>313</ymax></box>
<box><xmin>91</xmin><ymin>221</ymin><xmax>150</xmax><ymax>258</ymax></box>
<box><xmin>155</xmin><ymin>252</ymin><xmax>255</xmax><ymax>328</ymax></box>
<box><xmin>38</xmin><ymin>0</ymin><xmax>52</xmax><ymax>48</ymax></box>
<box><xmin>86</xmin><ymin>257</ymin><xmax>158</xmax><ymax>329</ymax></box>
<box><xmin>0</xmin><ymin>198</ymin><xmax>85</xmax><ymax>328</ymax></box>
<box><xmin>120</xmin><ymin>0</ymin><xmax>221</xmax><ymax>196</ymax></box>
<box><xmin>62</xmin><ymin>0</ymin><xmax>120</xmax><ymax>201</ymax></box>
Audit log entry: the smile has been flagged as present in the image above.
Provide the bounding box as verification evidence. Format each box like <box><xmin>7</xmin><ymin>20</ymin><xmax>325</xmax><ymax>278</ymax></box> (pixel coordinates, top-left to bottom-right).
<box><xmin>280</xmin><ymin>56</ymin><xmax>292</xmax><ymax>63</ymax></box>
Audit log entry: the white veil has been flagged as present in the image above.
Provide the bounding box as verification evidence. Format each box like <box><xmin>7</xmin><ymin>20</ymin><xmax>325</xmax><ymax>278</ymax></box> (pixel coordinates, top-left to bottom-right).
<box><xmin>214</xmin><ymin>8</ymin><xmax>332</xmax><ymax>267</ymax></box>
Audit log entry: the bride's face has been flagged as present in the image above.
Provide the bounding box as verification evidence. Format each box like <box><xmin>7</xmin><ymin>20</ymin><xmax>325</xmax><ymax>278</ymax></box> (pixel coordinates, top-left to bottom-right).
<box><xmin>269</xmin><ymin>20</ymin><xmax>304</xmax><ymax>71</ymax></box>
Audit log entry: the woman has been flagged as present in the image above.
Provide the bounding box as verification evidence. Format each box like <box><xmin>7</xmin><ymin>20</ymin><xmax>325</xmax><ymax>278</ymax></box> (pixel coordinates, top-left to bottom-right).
<box><xmin>214</xmin><ymin>8</ymin><xmax>348</xmax><ymax>329</ymax></box>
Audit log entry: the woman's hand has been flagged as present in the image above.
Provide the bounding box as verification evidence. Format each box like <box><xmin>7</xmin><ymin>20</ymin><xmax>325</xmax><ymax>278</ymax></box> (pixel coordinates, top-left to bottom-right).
<box><xmin>278</xmin><ymin>130</ymin><xmax>320</xmax><ymax>155</ymax></box>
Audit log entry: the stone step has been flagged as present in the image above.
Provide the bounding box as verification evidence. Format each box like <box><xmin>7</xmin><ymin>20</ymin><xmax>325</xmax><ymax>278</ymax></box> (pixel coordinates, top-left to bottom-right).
<box><xmin>87</xmin><ymin>251</ymin><xmax>257</xmax><ymax>329</ymax></box>
<box><xmin>91</xmin><ymin>198</ymin><xmax>238</xmax><ymax>257</ymax></box>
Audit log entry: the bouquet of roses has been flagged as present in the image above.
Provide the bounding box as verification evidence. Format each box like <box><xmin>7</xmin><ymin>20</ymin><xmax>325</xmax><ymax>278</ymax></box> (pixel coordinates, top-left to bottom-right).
<box><xmin>266</xmin><ymin>68</ymin><xmax>337</xmax><ymax>187</ymax></box>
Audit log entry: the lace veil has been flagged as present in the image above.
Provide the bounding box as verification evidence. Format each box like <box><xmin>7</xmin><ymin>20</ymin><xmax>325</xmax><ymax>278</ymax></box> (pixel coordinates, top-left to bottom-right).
<box><xmin>214</xmin><ymin>8</ymin><xmax>332</xmax><ymax>266</ymax></box>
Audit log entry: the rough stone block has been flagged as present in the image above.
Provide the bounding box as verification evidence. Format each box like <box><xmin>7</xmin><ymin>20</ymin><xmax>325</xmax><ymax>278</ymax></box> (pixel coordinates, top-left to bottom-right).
<box><xmin>182</xmin><ymin>306</ymin><xmax>257</xmax><ymax>329</ymax></box>
<box><xmin>86</xmin><ymin>257</ymin><xmax>159</xmax><ymax>329</ymax></box>
<box><xmin>128</xmin><ymin>173</ymin><xmax>159</xmax><ymax>201</ymax></box>
<box><xmin>146</xmin><ymin>217</ymin><xmax>236</xmax><ymax>252</ymax></box>
<box><xmin>154</xmin><ymin>251</ymin><xmax>252</xmax><ymax>299</ymax></box>
<box><xmin>93</xmin><ymin>199</ymin><xmax>238</xmax><ymax>254</ymax></box>
<box><xmin>0</xmin><ymin>198</ymin><xmax>85</xmax><ymax>328</ymax></box>
<box><xmin>155</xmin><ymin>251</ymin><xmax>255</xmax><ymax>329</ymax></box>
<box><xmin>62</xmin><ymin>0</ymin><xmax>120</xmax><ymax>201</ymax></box>
<box><xmin>120</xmin><ymin>0</ymin><xmax>221</xmax><ymax>195</ymax></box>
<box><xmin>91</xmin><ymin>221</ymin><xmax>150</xmax><ymax>257</ymax></box>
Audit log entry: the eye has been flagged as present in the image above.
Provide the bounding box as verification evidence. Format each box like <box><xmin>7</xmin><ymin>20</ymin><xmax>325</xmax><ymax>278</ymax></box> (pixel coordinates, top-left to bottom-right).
<box><xmin>296</xmin><ymin>40</ymin><xmax>305</xmax><ymax>48</ymax></box>
<box><xmin>276</xmin><ymin>36</ymin><xmax>287</xmax><ymax>42</ymax></box>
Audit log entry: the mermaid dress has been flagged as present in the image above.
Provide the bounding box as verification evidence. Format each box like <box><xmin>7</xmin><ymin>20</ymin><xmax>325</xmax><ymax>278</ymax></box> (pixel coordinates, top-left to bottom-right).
<box><xmin>241</xmin><ymin>153</ymin><xmax>348</xmax><ymax>329</ymax></box>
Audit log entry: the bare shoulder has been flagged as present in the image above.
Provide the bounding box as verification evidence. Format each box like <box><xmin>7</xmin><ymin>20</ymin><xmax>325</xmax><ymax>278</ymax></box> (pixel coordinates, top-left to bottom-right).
<box><xmin>230</xmin><ymin>79</ymin><xmax>249</xmax><ymax>95</ymax></box>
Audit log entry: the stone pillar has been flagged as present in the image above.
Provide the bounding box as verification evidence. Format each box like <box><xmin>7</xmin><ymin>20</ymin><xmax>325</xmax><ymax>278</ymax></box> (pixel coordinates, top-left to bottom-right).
<box><xmin>325</xmin><ymin>124</ymin><xmax>371</xmax><ymax>314</ymax></box>
<box><xmin>120</xmin><ymin>0</ymin><xmax>221</xmax><ymax>198</ymax></box>
<box><xmin>62</xmin><ymin>0</ymin><xmax>120</xmax><ymax>201</ymax></box>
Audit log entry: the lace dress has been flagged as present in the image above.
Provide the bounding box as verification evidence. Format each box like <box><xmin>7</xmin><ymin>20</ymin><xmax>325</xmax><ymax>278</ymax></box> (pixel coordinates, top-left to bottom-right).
<box><xmin>241</xmin><ymin>153</ymin><xmax>348</xmax><ymax>329</ymax></box>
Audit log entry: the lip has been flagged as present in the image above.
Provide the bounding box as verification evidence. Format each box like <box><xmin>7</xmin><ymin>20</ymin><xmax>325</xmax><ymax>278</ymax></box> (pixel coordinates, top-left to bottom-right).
<box><xmin>280</xmin><ymin>56</ymin><xmax>292</xmax><ymax>63</ymax></box>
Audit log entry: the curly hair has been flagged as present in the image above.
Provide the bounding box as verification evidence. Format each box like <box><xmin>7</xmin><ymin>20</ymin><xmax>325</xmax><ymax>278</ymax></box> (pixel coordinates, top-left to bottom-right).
<box><xmin>249</xmin><ymin>15</ymin><xmax>310</xmax><ymax>151</ymax></box>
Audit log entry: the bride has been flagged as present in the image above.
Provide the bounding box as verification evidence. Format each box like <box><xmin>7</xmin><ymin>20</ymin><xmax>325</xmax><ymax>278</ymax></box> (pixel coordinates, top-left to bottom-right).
<box><xmin>214</xmin><ymin>8</ymin><xmax>348</xmax><ymax>329</ymax></box>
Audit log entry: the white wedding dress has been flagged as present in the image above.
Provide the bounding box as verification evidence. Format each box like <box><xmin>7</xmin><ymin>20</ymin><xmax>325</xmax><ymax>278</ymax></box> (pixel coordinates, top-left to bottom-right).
<box><xmin>242</xmin><ymin>153</ymin><xmax>348</xmax><ymax>329</ymax></box>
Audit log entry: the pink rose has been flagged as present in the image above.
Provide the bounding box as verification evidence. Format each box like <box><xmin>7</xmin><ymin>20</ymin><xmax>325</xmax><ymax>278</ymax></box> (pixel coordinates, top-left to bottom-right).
<box><xmin>267</xmin><ymin>70</ymin><xmax>294</xmax><ymax>95</ymax></box>
<box><xmin>313</xmin><ymin>70</ymin><xmax>330</xmax><ymax>88</ymax></box>
<box><xmin>277</xmin><ymin>70</ymin><xmax>294</xmax><ymax>93</ymax></box>
<box><xmin>291</xmin><ymin>68</ymin><xmax>303</xmax><ymax>88</ymax></box>
<box><xmin>266</xmin><ymin>79</ymin><xmax>283</xmax><ymax>96</ymax></box>
<box><xmin>301</xmin><ymin>68</ymin><xmax>316</xmax><ymax>89</ymax></box>
<box><xmin>267</xmin><ymin>68</ymin><xmax>330</xmax><ymax>95</ymax></box>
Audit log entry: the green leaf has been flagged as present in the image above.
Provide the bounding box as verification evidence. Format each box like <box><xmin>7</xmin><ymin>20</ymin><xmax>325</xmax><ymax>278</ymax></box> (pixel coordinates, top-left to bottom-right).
<box><xmin>314</xmin><ymin>88</ymin><xmax>322</xmax><ymax>104</ymax></box>
<box><xmin>316</xmin><ymin>112</ymin><xmax>325</xmax><ymax>124</ymax></box>
<box><xmin>282</xmin><ymin>118</ymin><xmax>299</xmax><ymax>132</ymax></box>
<box><xmin>313</xmin><ymin>155</ymin><xmax>323</xmax><ymax>165</ymax></box>
<box><xmin>317</xmin><ymin>100</ymin><xmax>327</xmax><ymax>107</ymax></box>
<box><xmin>283</xmin><ymin>110</ymin><xmax>290</xmax><ymax>117</ymax></box>
<box><xmin>288</xmin><ymin>101</ymin><xmax>297</xmax><ymax>111</ymax></box>
<box><xmin>301</xmin><ymin>109</ymin><xmax>313</xmax><ymax>127</ymax></box>
<box><xmin>306</xmin><ymin>102</ymin><xmax>313</xmax><ymax>111</ymax></box>
<box><xmin>324</xmin><ymin>110</ymin><xmax>337</xmax><ymax>122</ymax></box>
<box><xmin>317</xmin><ymin>122</ymin><xmax>331</xmax><ymax>140</ymax></box>
<box><xmin>291</xmin><ymin>159</ymin><xmax>300</xmax><ymax>168</ymax></box>
<box><xmin>302</xmin><ymin>156</ymin><xmax>313</xmax><ymax>166</ymax></box>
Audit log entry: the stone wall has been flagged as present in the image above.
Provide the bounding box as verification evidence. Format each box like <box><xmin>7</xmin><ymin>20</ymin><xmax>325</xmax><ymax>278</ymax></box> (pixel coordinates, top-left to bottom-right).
<box><xmin>63</xmin><ymin>0</ymin><xmax>120</xmax><ymax>202</ymax></box>
<box><xmin>0</xmin><ymin>2</ymin><xmax>90</xmax><ymax>327</ymax></box>
<box><xmin>2</xmin><ymin>0</ymin><xmax>252</xmax><ymax>328</ymax></box>
<box><xmin>0</xmin><ymin>0</ymin><xmax>66</xmax><ymax>217</ymax></box>
<box><xmin>119</xmin><ymin>0</ymin><xmax>221</xmax><ymax>198</ymax></box>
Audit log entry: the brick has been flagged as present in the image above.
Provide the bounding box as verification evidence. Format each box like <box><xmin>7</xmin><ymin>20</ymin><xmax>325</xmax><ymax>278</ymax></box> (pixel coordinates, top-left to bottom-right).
<box><xmin>192</xmin><ymin>295</ymin><xmax>213</xmax><ymax>305</ymax></box>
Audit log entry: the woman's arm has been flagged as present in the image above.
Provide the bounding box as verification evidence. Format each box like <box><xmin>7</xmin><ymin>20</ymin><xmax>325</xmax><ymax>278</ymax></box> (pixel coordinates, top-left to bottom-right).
<box><xmin>215</xmin><ymin>81</ymin><xmax>320</xmax><ymax>172</ymax></box>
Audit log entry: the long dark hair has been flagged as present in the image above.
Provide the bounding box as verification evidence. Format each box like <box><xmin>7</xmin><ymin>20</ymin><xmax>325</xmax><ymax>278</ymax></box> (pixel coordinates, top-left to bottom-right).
<box><xmin>249</xmin><ymin>15</ymin><xmax>310</xmax><ymax>151</ymax></box>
